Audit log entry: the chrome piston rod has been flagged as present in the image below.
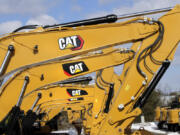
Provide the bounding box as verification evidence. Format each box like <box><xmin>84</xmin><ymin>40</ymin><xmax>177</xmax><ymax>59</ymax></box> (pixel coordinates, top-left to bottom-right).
<box><xmin>35</xmin><ymin>104</ymin><xmax>41</xmax><ymax>113</ymax></box>
<box><xmin>30</xmin><ymin>93</ymin><xmax>42</xmax><ymax>111</ymax></box>
<box><xmin>117</xmin><ymin>7</ymin><xmax>173</xmax><ymax>20</ymax></box>
<box><xmin>0</xmin><ymin>45</ymin><xmax>14</xmax><ymax>76</ymax></box>
<box><xmin>16</xmin><ymin>76</ymin><xmax>29</xmax><ymax>107</ymax></box>
<box><xmin>51</xmin><ymin>127</ymin><xmax>78</xmax><ymax>135</ymax></box>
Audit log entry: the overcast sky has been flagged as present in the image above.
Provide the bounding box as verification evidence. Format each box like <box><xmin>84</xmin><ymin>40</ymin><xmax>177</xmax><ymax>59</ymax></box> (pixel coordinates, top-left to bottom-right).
<box><xmin>0</xmin><ymin>0</ymin><xmax>179</xmax><ymax>92</ymax></box>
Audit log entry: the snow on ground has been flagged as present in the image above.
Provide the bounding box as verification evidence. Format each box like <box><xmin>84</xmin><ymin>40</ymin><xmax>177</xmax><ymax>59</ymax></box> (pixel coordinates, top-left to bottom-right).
<box><xmin>131</xmin><ymin>122</ymin><xmax>180</xmax><ymax>135</ymax></box>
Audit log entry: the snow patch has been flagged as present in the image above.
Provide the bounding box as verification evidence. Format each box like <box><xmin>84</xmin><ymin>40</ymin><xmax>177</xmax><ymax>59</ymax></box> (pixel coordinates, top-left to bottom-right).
<box><xmin>131</xmin><ymin>122</ymin><xmax>180</xmax><ymax>135</ymax></box>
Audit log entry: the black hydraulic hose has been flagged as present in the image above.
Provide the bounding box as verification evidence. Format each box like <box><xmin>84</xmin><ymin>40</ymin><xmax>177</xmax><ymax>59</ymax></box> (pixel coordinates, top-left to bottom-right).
<box><xmin>149</xmin><ymin>21</ymin><xmax>164</xmax><ymax>64</ymax></box>
<box><xmin>143</xmin><ymin>51</ymin><xmax>154</xmax><ymax>74</ymax></box>
<box><xmin>99</xmin><ymin>69</ymin><xmax>111</xmax><ymax>85</ymax></box>
<box><xmin>150</xmin><ymin>23</ymin><xmax>164</xmax><ymax>53</ymax></box>
<box><xmin>136</xmin><ymin>21</ymin><xmax>164</xmax><ymax>79</ymax></box>
<box><xmin>141</xmin><ymin>22</ymin><xmax>164</xmax><ymax>74</ymax></box>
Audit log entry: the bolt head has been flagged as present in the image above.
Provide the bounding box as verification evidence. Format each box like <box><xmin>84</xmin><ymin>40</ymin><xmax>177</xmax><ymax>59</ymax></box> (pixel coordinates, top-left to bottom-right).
<box><xmin>8</xmin><ymin>45</ymin><xmax>15</xmax><ymax>52</ymax></box>
<box><xmin>131</xmin><ymin>96</ymin><xmax>135</xmax><ymax>101</ymax></box>
<box><xmin>118</xmin><ymin>104</ymin><xmax>124</xmax><ymax>110</ymax></box>
<box><xmin>142</xmin><ymin>80</ymin><xmax>146</xmax><ymax>86</ymax></box>
<box><xmin>38</xmin><ymin>93</ymin><xmax>42</xmax><ymax>98</ymax></box>
<box><xmin>25</xmin><ymin>76</ymin><xmax>29</xmax><ymax>82</ymax></box>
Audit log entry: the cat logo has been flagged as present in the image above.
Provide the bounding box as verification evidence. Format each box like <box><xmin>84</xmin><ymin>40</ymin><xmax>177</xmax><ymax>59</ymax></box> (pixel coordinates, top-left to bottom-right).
<box><xmin>70</xmin><ymin>63</ymin><xmax>83</xmax><ymax>74</ymax></box>
<box><xmin>67</xmin><ymin>89</ymin><xmax>88</xmax><ymax>97</ymax></box>
<box><xmin>62</xmin><ymin>61</ymin><xmax>89</xmax><ymax>76</ymax></box>
<box><xmin>72</xmin><ymin>90</ymin><xmax>81</xmax><ymax>96</ymax></box>
<box><xmin>58</xmin><ymin>35</ymin><xmax>84</xmax><ymax>51</ymax></box>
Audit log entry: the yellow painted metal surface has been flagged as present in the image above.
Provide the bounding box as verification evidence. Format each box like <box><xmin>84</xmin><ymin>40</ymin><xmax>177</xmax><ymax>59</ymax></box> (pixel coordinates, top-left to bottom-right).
<box><xmin>155</xmin><ymin>107</ymin><xmax>161</xmax><ymax>122</ymax></box>
<box><xmin>167</xmin><ymin>108</ymin><xmax>180</xmax><ymax>124</ymax></box>
<box><xmin>0</xmin><ymin>4</ymin><xmax>179</xmax><ymax>135</ymax></box>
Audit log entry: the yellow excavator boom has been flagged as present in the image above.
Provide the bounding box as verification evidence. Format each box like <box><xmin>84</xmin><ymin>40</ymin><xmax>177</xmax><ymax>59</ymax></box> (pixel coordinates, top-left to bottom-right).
<box><xmin>0</xmin><ymin>4</ymin><xmax>180</xmax><ymax>135</ymax></box>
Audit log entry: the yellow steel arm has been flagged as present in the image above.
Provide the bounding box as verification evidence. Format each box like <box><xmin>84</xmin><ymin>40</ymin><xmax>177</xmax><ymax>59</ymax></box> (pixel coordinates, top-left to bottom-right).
<box><xmin>96</xmin><ymin>5</ymin><xmax>180</xmax><ymax>135</ymax></box>
<box><xmin>0</xmin><ymin>47</ymin><xmax>134</xmax><ymax>120</ymax></box>
<box><xmin>0</xmin><ymin>5</ymin><xmax>180</xmax><ymax>135</ymax></box>
<box><xmin>0</xmin><ymin>18</ymin><xmax>157</xmax><ymax>79</ymax></box>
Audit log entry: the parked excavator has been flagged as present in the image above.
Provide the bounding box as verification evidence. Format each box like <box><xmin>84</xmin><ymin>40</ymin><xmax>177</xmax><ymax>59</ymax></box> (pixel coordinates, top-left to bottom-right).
<box><xmin>155</xmin><ymin>95</ymin><xmax>180</xmax><ymax>131</ymax></box>
<box><xmin>155</xmin><ymin>106</ymin><xmax>169</xmax><ymax>129</ymax></box>
<box><xmin>0</xmin><ymin>4</ymin><xmax>180</xmax><ymax>135</ymax></box>
<box><xmin>167</xmin><ymin>106</ymin><xmax>180</xmax><ymax>132</ymax></box>
<box><xmin>167</xmin><ymin>96</ymin><xmax>180</xmax><ymax>132</ymax></box>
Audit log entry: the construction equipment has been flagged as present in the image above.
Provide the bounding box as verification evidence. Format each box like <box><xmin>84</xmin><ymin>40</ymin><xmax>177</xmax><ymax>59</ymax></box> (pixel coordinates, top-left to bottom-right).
<box><xmin>156</xmin><ymin>95</ymin><xmax>180</xmax><ymax>131</ymax></box>
<box><xmin>0</xmin><ymin>4</ymin><xmax>180</xmax><ymax>135</ymax></box>
<box><xmin>166</xmin><ymin>96</ymin><xmax>180</xmax><ymax>132</ymax></box>
<box><xmin>155</xmin><ymin>107</ymin><xmax>161</xmax><ymax>123</ymax></box>
<box><xmin>156</xmin><ymin>107</ymin><xmax>169</xmax><ymax>129</ymax></box>
<box><xmin>167</xmin><ymin>108</ymin><xmax>180</xmax><ymax>132</ymax></box>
